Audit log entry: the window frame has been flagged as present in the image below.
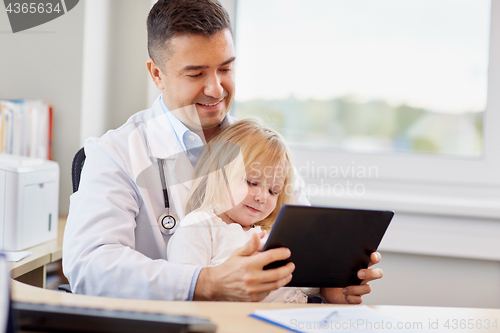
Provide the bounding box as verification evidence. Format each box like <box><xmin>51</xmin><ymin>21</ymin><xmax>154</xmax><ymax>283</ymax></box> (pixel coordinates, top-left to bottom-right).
<box><xmin>229</xmin><ymin>0</ymin><xmax>500</xmax><ymax>218</ymax></box>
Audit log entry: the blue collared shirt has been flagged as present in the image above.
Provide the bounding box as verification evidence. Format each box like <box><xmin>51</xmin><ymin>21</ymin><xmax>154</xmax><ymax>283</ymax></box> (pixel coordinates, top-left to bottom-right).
<box><xmin>160</xmin><ymin>95</ymin><xmax>204</xmax><ymax>160</ymax></box>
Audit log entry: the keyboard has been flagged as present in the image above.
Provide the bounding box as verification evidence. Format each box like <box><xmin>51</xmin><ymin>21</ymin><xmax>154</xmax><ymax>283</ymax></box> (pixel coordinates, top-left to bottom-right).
<box><xmin>12</xmin><ymin>301</ymin><xmax>216</xmax><ymax>333</ymax></box>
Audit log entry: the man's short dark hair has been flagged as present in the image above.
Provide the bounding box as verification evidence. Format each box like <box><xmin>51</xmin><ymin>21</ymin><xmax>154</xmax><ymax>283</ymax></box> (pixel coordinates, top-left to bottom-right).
<box><xmin>147</xmin><ymin>0</ymin><xmax>232</xmax><ymax>67</ymax></box>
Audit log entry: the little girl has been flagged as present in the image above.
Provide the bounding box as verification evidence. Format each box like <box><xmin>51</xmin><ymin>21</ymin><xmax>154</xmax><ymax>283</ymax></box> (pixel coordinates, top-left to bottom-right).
<box><xmin>167</xmin><ymin>119</ymin><xmax>318</xmax><ymax>303</ymax></box>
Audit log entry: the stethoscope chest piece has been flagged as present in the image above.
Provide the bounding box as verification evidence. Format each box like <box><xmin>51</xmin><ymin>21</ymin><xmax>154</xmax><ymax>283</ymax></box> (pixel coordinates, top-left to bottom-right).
<box><xmin>158</xmin><ymin>212</ymin><xmax>178</xmax><ymax>235</ymax></box>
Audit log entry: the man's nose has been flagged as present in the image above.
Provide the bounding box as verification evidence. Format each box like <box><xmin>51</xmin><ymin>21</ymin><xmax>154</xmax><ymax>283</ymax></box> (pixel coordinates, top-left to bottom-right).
<box><xmin>204</xmin><ymin>73</ymin><xmax>224</xmax><ymax>98</ymax></box>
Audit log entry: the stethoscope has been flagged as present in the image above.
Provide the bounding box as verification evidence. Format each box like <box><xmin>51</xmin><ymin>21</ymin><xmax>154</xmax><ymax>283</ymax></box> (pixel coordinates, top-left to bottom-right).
<box><xmin>156</xmin><ymin>158</ymin><xmax>179</xmax><ymax>235</ymax></box>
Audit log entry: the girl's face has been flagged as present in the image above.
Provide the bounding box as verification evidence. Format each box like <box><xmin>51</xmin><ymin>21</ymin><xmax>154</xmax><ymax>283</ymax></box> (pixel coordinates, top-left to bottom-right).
<box><xmin>219</xmin><ymin>164</ymin><xmax>286</xmax><ymax>230</ymax></box>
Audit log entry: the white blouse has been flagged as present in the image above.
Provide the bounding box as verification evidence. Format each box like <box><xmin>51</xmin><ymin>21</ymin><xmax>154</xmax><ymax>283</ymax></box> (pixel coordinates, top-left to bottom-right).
<box><xmin>167</xmin><ymin>209</ymin><xmax>318</xmax><ymax>303</ymax></box>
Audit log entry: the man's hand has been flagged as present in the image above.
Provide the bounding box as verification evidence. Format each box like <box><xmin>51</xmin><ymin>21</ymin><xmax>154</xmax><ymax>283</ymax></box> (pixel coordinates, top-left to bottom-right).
<box><xmin>320</xmin><ymin>252</ymin><xmax>383</xmax><ymax>304</ymax></box>
<box><xmin>193</xmin><ymin>232</ymin><xmax>295</xmax><ymax>301</ymax></box>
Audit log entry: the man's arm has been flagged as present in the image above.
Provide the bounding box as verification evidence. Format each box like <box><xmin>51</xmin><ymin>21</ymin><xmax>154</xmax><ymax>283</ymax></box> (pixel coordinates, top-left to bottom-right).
<box><xmin>63</xmin><ymin>139</ymin><xmax>198</xmax><ymax>300</ymax></box>
<box><xmin>193</xmin><ymin>233</ymin><xmax>295</xmax><ymax>302</ymax></box>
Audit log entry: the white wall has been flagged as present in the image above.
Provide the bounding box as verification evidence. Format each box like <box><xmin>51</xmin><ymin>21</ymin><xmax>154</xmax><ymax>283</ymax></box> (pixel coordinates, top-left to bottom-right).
<box><xmin>364</xmin><ymin>251</ymin><xmax>500</xmax><ymax>308</ymax></box>
<box><xmin>81</xmin><ymin>0</ymin><xmax>151</xmax><ymax>145</ymax></box>
<box><xmin>105</xmin><ymin>1</ymin><xmax>150</xmax><ymax>130</ymax></box>
<box><xmin>0</xmin><ymin>2</ymin><xmax>85</xmax><ymax>215</ymax></box>
<box><xmin>0</xmin><ymin>0</ymin><xmax>151</xmax><ymax>214</ymax></box>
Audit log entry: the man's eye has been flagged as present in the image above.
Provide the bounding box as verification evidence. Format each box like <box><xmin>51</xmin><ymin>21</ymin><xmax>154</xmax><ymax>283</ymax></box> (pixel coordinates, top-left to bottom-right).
<box><xmin>220</xmin><ymin>67</ymin><xmax>232</xmax><ymax>72</ymax></box>
<box><xmin>188</xmin><ymin>73</ymin><xmax>202</xmax><ymax>78</ymax></box>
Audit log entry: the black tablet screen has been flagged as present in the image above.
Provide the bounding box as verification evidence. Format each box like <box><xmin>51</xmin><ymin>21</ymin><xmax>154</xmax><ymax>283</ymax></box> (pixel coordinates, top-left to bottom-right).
<box><xmin>263</xmin><ymin>205</ymin><xmax>393</xmax><ymax>288</ymax></box>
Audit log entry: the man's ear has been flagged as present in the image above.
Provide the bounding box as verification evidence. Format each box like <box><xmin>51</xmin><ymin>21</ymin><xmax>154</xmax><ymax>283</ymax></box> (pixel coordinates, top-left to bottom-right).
<box><xmin>147</xmin><ymin>58</ymin><xmax>165</xmax><ymax>91</ymax></box>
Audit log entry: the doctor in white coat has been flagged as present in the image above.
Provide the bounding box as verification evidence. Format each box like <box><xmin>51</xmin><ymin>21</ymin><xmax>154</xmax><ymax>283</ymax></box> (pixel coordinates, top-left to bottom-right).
<box><xmin>63</xmin><ymin>0</ymin><xmax>383</xmax><ymax>303</ymax></box>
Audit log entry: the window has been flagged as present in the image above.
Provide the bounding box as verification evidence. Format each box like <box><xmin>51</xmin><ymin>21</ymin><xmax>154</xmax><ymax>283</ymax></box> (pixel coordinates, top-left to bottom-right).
<box><xmin>234</xmin><ymin>0</ymin><xmax>500</xmax><ymax>199</ymax></box>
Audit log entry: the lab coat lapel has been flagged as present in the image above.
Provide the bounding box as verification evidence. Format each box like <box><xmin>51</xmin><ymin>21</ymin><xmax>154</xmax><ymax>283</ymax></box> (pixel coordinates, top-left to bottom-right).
<box><xmin>144</xmin><ymin>101</ymin><xmax>193</xmax><ymax>218</ymax></box>
<box><xmin>164</xmin><ymin>156</ymin><xmax>192</xmax><ymax>219</ymax></box>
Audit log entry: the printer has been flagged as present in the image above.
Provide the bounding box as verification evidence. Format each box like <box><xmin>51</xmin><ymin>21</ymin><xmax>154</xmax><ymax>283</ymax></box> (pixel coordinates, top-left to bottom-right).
<box><xmin>0</xmin><ymin>154</ymin><xmax>59</xmax><ymax>251</ymax></box>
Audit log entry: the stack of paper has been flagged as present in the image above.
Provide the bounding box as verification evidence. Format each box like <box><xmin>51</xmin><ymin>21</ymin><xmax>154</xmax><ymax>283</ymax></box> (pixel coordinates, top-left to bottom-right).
<box><xmin>251</xmin><ymin>305</ymin><xmax>435</xmax><ymax>333</ymax></box>
<box><xmin>2</xmin><ymin>251</ymin><xmax>32</xmax><ymax>262</ymax></box>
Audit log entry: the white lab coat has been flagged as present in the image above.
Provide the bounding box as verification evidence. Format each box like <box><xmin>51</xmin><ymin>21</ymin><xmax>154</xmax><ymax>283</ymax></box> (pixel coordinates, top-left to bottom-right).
<box><xmin>62</xmin><ymin>96</ymin><xmax>309</xmax><ymax>300</ymax></box>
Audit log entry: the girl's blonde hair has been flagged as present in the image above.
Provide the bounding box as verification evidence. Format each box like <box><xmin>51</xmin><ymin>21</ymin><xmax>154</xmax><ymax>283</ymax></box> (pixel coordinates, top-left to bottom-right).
<box><xmin>185</xmin><ymin>118</ymin><xmax>293</xmax><ymax>230</ymax></box>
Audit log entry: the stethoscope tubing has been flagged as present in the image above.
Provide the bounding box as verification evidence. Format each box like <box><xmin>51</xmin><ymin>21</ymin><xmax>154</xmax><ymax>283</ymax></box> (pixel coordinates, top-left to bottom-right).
<box><xmin>157</xmin><ymin>158</ymin><xmax>178</xmax><ymax>234</ymax></box>
<box><xmin>157</xmin><ymin>159</ymin><xmax>170</xmax><ymax>210</ymax></box>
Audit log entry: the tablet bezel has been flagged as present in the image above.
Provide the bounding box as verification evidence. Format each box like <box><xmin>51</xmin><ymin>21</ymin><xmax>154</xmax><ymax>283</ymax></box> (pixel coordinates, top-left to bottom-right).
<box><xmin>262</xmin><ymin>205</ymin><xmax>393</xmax><ymax>288</ymax></box>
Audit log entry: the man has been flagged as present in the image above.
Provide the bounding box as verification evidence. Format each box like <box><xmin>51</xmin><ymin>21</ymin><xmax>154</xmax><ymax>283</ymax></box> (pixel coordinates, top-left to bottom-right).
<box><xmin>63</xmin><ymin>0</ymin><xmax>382</xmax><ymax>303</ymax></box>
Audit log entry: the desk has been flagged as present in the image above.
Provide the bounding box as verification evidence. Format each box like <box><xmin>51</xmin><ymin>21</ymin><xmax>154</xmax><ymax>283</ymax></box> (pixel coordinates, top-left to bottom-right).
<box><xmin>10</xmin><ymin>216</ymin><xmax>66</xmax><ymax>288</ymax></box>
<box><xmin>10</xmin><ymin>280</ymin><xmax>500</xmax><ymax>333</ymax></box>
<box><xmin>8</xmin><ymin>217</ymin><xmax>500</xmax><ymax>332</ymax></box>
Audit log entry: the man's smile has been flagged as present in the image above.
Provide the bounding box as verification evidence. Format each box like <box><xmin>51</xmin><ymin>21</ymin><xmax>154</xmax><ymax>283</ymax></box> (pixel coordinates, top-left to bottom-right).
<box><xmin>197</xmin><ymin>98</ymin><xmax>224</xmax><ymax>107</ymax></box>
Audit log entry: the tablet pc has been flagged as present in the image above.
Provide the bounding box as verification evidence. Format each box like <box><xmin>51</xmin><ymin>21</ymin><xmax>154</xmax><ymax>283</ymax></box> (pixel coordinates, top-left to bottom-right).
<box><xmin>262</xmin><ymin>205</ymin><xmax>393</xmax><ymax>288</ymax></box>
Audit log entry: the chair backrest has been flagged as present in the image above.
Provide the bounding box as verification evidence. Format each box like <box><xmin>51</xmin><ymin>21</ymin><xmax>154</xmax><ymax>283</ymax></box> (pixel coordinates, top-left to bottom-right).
<box><xmin>61</xmin><ymin>147</ymin><xmax>86</xmax><ymax>294</ymax></box>
<box><xmin>71</xmin><ymin>147</ymin><xmax>86</xmax><ymax>193</ymax></box>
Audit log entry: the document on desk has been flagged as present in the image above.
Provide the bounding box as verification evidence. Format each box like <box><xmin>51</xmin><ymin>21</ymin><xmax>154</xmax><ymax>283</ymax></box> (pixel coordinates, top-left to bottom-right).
<box><xmin>2</xmin><ymin>251</ymin><xmax>31</xmax><ymax>262</ymax></box>
<box><xmin>250</xmin><ymin>305</ymin><xmax>437</xmax><ymax>333</ymax></box>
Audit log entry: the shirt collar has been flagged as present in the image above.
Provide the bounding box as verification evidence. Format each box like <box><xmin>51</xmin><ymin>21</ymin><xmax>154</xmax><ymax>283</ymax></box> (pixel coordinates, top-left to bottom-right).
<box><xmin>159</xmin><ymin>95</ymin><xmax>203</xmax><ymax>153</ymax></box>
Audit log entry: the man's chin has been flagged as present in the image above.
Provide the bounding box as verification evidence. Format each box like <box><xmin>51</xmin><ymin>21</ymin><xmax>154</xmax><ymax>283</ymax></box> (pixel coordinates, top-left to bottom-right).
<box><xmin>196</xmin><ymin>108</ymin><xmax>228</xmax><ymax>128</ymax></box>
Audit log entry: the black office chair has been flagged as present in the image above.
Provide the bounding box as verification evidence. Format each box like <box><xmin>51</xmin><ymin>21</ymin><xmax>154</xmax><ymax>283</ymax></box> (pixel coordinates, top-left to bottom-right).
<box><xmin>58</xmin><ymin>148</ymin><xmax>86</xmax><ymax>294</ymax></box>
<box><xmin>71</xmin><ymin>147</ymin><xmax>86</xmax><ymax>193</ymax></box>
